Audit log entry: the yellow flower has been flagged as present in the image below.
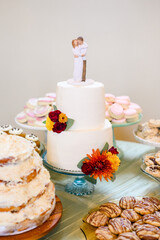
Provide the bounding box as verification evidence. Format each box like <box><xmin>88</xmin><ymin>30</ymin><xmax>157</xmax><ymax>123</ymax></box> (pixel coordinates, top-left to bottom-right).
<box><xmin>104</xmin><ymin>151</ymin><xmax>120</xmax><ymax>172</ymax></box>
<box><xmin>59</xmin><ymin>113</ymin><xmax>68</xmax><ymax>123</ymax></box>
<box><xmin>46</xmin><ymin>116</ymin><xmax>54</xmax><ymax>131</ymax></box>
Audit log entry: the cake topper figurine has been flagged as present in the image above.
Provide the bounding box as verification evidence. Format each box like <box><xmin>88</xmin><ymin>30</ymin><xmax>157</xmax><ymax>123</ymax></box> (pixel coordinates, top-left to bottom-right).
<box><xmin>72</xmin><ymin>37</ymin><xmax>88</xmax><ymax>82</ymax></box>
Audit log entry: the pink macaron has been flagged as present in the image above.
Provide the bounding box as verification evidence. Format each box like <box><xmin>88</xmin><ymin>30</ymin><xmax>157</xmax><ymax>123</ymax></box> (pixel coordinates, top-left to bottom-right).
<box><xmin>105</xmin><ymin>101</ymin><xmax>112</xmax><ymax>110</ymax></box>
<box><xmin>105</xmin><ymin>93</ymin><xmax>115</xmax><ymax>103</ymax></box>
<box><xmin>112</xmin><ymin>118</ymin><xmax>126</xmax><ymax>124</ymax></box>
<box><xmin>108</xmin><ymin>103</ymin><xmax>124</xmax><ymax>120</ymax></box>
<box><xmin>16</xmin><ymin>112</ymin><xmax>27</xmax><ymax>123</ymax></box>
<box><xmin>129</xmin><ymin>102</ymin><xmax>142</xmax><ymax>113</ymax></box>
<box><xmin>116</xmin><ymin>96</ymin><xmax>130</xmax><ymax>102</ymax></box>
<box><xmin>124</xmin><ymin>108</ymin><xmax>138</xmax><ymax>122</ymax></box>
<box><xmin>115</xmin><ymin>99</ymin><xmax>129</xmax><ymax>110</ymax></box>
<box><xmin>105</xmin><ymin>111</ymin><xmax>112</xmax><ymax>121</ymax></box>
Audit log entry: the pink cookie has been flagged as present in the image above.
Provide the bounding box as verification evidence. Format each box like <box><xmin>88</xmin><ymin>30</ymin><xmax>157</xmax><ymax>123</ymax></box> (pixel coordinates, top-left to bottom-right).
<box><xmin>38</xmin><ymin>97</ymin><xmax>53</xmax><ymax>106</ymax></box>
<box><xmin>36</xmin><ymin>116</ymin><xmax>46</xmax><ymax>122</ymax></box>
<box><xmin>116</xmin><ymin>96</ymin><xmax>130</xmax><ymax>102</ymax></box>
<box><xmin>27</xmin><ymin>119</ymin><xmax>35</xmax><ymax>126</ymax></box>
<box><xmin>25</xmin><ymin>109</ymin><xmax>36</xmax><ymax>120</ymax></box>
<box><xmin>129</xmin><ymin>102</ymin><xmax>142</xmax><ymax>113</ymax></box>
<box><xmin>26</xmin><ymin>98</ymin><xmax>38</xmax><ymax>109</ymax></box>
<box><xmin>45</xmin><ymin>92</ymin><xmax>56</xmax><ymax>100</ymax></box>
<box><xmin>35</xmin><ymin>117</ymin><xmax>46</xmax><ymax>127</ymax></box>
<box><xmin>124</xmin><ymin>109</ymin><xmax>138</xmax><ymax>122</ymax></box>
<box><xmin>108</xmin><ymin>103</ymin><xmax>124</xmax><ymax>120</ymax></box>
<box><xmin>112</xmin><ymin>118</ymin><xmax>126</xmax><ymax>124</ymax></box>
<box><xmin>105</xmin><ymin>111</ymin><xmax>112</xmax><ymax>121</ymax></box>
<box><xmin>115</xmin><ymin>99</ymin><xmax>129</xmax><ymax>110</ymax></box>
<box><xmin>34</xmin><ymin>106</ymin><xmax>51</xmax><ymax>117</ymax></box>
<box><xmin>105</xmin><ymin>93</ymin><xmax>115</xmax><ymax>103</ymax></box>
<box><xmin>16</xmin><ymin>112</ymin><xmax>27</xmax><ymax>123</ymax></box>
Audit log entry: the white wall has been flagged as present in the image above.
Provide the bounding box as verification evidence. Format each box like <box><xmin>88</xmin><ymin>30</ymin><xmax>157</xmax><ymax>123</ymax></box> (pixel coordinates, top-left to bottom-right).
<box><xmin>0</xmin><ymin>0</ymin><xmax>160</xmax><ymax>141</ymax></box>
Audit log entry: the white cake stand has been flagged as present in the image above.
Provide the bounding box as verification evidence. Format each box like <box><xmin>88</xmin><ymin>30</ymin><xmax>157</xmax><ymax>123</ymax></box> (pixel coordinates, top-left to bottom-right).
<box><xmin>42</xmin><ymin>151</ymin><xmax>94</xmax><ymax>196</ymax></box>
<box><xmin>133</xmin><ymin>128</ymin><xmax>160</xmax><ymax>152</ymax></box>
<box><xmin>15</xmin><ymin>117</ymin><xmax>47</xmax><ymax>144</ymax></box>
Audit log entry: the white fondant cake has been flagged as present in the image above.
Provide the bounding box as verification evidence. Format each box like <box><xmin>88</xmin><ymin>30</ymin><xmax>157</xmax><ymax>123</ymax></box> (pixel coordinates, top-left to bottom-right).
<box><xmin>47</xmin><ymin>79</ymin><xmax>113</xmax><ymax>171</ymax></box>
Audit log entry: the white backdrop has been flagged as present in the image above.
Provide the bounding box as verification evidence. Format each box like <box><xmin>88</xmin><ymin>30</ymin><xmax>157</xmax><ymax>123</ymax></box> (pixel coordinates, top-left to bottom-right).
<box><xmin>0</xmin><ymin>0</ymin><xmax>160</xmax><ymax>141</ymax></box>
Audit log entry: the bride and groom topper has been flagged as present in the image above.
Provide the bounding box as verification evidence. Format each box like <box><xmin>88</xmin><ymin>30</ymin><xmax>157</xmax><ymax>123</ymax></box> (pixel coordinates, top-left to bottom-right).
<box><xmin>72</xmin><ymin>37</ymin><xmax>88</xmax><ymax>82</ymax></box>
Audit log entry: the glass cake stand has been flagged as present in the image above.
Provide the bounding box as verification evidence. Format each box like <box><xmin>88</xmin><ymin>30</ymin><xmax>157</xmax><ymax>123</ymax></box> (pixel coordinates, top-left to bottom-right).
<box><xmin>42</xmin><ymin>151</ymin><xmax>94</xmax><ymax>196</ymax></box>
<box><xmin>112</xmin><ymin>114</ymin><xmax>142</xmax><ymax>157</ymax></box>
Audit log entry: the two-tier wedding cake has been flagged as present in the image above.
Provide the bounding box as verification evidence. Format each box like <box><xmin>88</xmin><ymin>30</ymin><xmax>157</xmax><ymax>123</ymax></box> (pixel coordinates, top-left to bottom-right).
<box><xmin>47</xmin><ymin>80</ymin><xmax>113</xmax><ymax>171</ymax></box>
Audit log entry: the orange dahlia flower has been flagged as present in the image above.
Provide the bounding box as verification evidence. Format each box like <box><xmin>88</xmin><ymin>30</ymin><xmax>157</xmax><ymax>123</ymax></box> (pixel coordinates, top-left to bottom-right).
<box><xmin>82</xmin><ymin>148</ymin><xmax>120</xmax><ymax>182</ymax></box>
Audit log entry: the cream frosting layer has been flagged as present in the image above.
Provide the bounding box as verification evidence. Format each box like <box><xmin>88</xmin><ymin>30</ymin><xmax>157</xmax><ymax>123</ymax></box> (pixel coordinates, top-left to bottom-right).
<box><xmin>0</xmin><ymin>182</ymin><xmax>55</xmax><ymax>234</ymax></box>
<box><xmin>0</xmin><ymin>151</ymin><xmax>42</xmax><ymax>182</ymax></box>
<box><xmin>0</xmin><ymin>135</ymin><xmax>34</xmax><ymax>163</ymax></box>
<box><xmin>0</xmin><ymin>167</ymin><xmax>50</xmax><ymax>208</ymax></box>
<box><xmin>56</xmin><ymin>80</ymin><xmax>106</xmax><ymax>130</ymax></box>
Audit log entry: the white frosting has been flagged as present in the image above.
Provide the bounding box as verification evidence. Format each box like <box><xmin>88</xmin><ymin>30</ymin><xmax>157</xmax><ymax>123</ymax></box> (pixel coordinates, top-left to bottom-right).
<box><xmin>56</xmin><ymin>81</ymin><xmax>106</xmax><ymax>130</ymax></box>
<box><xmin>0</xmin><ymin>151</ymin><xmax>42</xmax><ymax>182</ymax></box>
<box><xmin>0</xmin><ymin>182</ymin><xmax>55</xmax><ymax>228</ymax></box>
<box><xmin>25</xmin><ymin>134</ymin><xmax>38</xmax><ymax>142</ymax></box>
<box><xmin>47</xmin><ymin>120</ymin><xmax>113</xmax><ymax>171</ymax></box>
<box><xmin>0</xmin><ymin>167</ymin><xmax>50</xmax><ymax>208</ymax></box>
<box><xmin>0</xmin><ymin>131</ymin><xmax>6</xmax><ymax>135</ymax></box>
<box><xmin>9</xmin><ymin>128</ymin><xmax>23</xmax><ymax>135</ymax></box>
<box><xmin>0</xmin><ymin>125</ymin><xmax>12</xmax><ymax>132</ymax></box>
<box><xmin>30</xmin><ymin>141</ymin><xmax>36</xmax><ymax>148</ymax></box>
<box><xmin>0</xmin><ymin>135</ymin><xmax>34</xmax><ymax>163</ymax></box>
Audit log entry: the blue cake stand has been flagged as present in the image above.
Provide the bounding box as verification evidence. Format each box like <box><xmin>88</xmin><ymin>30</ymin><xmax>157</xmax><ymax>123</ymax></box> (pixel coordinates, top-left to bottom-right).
<box><xmin>42</xmin><ymin>152</ymin><xmax>94</xmax><ymax>196</ymax></box>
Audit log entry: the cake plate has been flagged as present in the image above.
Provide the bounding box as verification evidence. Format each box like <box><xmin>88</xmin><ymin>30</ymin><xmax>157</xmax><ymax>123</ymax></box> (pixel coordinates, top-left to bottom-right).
<box><xmin>0</xmin><ymin>196</ymin><xmax>62</xmax><ymax>240</ymax></box>
<box><xmin>133</xmin><ymin>128</ymin><xmax>160</xmax><ymax>152</ymax></box>
<box><xmin>43</xmin><ymin>152</ymin><xmax>94</xmax><ymax>196</ymax></box>
<box><xmin>15</xmin><ymin>117</ymin><xmax>47</xmax><ymax>144</ymax></box>
<box><xmin>112</xmin><ymin>114</ymin><xmax>142</xmax><ymax>157</ymax></box>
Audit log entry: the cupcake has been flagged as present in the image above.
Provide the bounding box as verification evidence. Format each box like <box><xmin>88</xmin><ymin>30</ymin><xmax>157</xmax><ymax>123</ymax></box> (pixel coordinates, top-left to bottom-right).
<box><xmin>0</xmin><ymin>124</ymin><xmax>12</xmax><ymax>134</ymax></box>
<box><xmin>25</xmin><ymin>134</ymin><xmax>40</xmax><ymax>147</ymax></box>
<box><xmin>29</xmin><ymin>141</ymin><xmax>41</xmax><ymax>154</ymax></box>
<box><xmin>8</xmin><ymin>128</ymin><xmax>25</xmax><ymax>138</ymax></box>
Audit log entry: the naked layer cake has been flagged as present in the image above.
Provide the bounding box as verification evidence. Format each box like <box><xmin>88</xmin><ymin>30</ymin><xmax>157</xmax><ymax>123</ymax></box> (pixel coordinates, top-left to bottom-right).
<box><xmin>0</xmin><ymin>134</ymin><xmax>55</xmax><ymax>235</ymax></box>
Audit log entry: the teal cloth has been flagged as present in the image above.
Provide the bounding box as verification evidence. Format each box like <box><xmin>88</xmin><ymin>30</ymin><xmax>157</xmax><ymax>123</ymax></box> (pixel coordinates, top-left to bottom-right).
<box><xmin>41</xmin><ymin>141</ymin><xmax>160</xmax><ymax>240</ymax></box>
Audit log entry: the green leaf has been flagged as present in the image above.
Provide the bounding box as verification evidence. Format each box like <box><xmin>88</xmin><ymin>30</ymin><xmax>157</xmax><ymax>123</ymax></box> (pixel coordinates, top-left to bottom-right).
<box><xmin>100</xmin><ymin>142</ymin><xmax>109</xmax><ymax>154</ymax></box>
<box><xmin>53</xmin><ymin>105</ymin><xmax>57</xmax><ymax>111</ymax></box>
<box><xmin>77</xmin><ymin>157</ymin><xmax>89</xmax><ymax>169</ymax></box>
<box><xmin>111</xmin><ymin>173</ymin><xmax>116</xmax><ymax>182</ymax></box>
<box><xmin>65</xmin><ymin>118</ymin><xmax>74</xmax><ymax>131</ymax></box>
<box><xmin>84</xmin><ymin>175</ymin><xmax>97</xmax><ymax>185</ymax></box>
<box><xmin>43</xmin><ymin>121</ymin><xmax>46</xmax><ymax>124</ymax></box>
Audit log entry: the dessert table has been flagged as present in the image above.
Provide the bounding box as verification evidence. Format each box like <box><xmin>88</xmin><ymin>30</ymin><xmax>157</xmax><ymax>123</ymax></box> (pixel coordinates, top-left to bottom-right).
<box><xmin>41</xmin><ymin>141</ymin><xmax>160</xmax><ymax>240</ymax></box>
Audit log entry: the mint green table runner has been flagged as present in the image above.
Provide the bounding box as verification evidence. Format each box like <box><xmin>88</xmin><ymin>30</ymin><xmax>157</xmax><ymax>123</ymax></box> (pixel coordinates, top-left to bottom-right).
<box><xmin>42</xmin><ymin>141</ymin><xmax>159</xmax><ymax>240</ymax></box>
